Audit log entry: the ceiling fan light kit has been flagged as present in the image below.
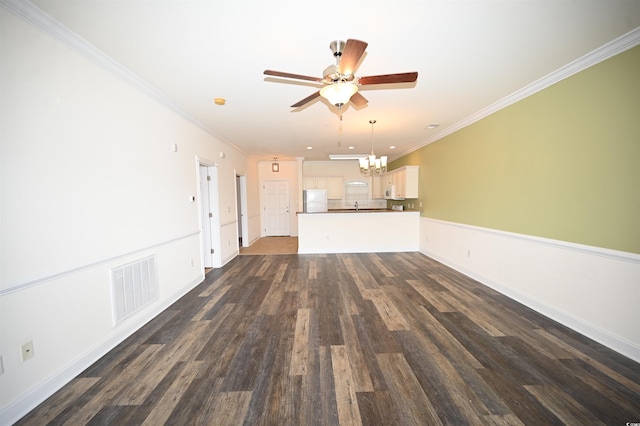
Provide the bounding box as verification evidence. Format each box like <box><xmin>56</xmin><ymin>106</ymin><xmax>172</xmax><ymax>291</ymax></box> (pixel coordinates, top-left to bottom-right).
<box><xmin>319</xmin><ymin>82</ymin><xmax>358</xmax><ymax>107</ymax></box>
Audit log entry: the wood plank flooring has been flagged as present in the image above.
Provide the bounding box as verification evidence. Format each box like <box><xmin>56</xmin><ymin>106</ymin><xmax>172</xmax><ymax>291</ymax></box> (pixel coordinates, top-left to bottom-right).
<box><xmin>16</xmin><ymin>252</ymin><xmax>640</xmax><ymax>425</ymax></box>
<box><xmin>239</xmin><ymin>237</ymin><xmax>298</xmax><ymax>255</ymax></box>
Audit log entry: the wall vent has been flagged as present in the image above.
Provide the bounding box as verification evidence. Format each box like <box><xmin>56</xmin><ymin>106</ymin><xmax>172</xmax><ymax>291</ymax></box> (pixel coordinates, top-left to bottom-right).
<box><xmin>111</xmin><ymin>255</ymin><xmax>158</xmax><ymax>325</ymax></box>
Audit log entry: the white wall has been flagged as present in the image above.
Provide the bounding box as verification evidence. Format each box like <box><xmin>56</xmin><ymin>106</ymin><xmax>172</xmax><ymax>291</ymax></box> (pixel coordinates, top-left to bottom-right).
<box><xmin>420</xmin><ymin>217</ymin><xmax>640</xmax><ymax>363</ymax></box>
<box><xmin>0</xmin><ymin>8</ymin><xmax>250</xmax><ymax>423</ymax></box>
<box><xmin>303</xmin><ymin>160</ymin><xmax>364</xmax><ymax>181</ymax></box>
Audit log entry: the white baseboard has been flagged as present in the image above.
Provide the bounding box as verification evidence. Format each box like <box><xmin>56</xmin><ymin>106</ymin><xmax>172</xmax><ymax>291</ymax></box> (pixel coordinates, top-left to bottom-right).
<box><xmin>419</xmin><ymin>217</ymin><xmax>640</xmax><ymax>363</ymax></box>
<box><xmin>0</xmin><ymin>274</ymin><xmax>204</xmax><ymax>426</ymax></box>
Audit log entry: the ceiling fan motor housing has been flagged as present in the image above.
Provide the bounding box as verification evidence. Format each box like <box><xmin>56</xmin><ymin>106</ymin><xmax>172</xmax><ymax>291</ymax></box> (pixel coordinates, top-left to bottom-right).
<box><xmin>325</xmin><ymin>40</ymin><xmax>355</xmax><ymax>83</ymax></box>
<box><xmin>329</xmin><ymin>40</ymin><xmax>346</xmax><ymax>57</ymax></box>
<box><xmin>323</xmin><ymin>65</ymin><xmax>355</xmax><ymax>84</ymax></box>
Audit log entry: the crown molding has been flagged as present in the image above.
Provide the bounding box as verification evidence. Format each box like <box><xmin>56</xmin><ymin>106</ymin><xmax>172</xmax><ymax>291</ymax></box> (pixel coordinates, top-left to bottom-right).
<box><xmin>0</xmin><ymin>0</ymin><xmax>248</xmax><ymax>155</ymax></box>
<box><xmin>4</xmin><ymin>0</ymin><xmax>638</xmax><ymax>161</ymax></box>
<box><xmin>396</xmin><ymin>26</ymin><xmax>640</xmax><ymax>159</ymax></box>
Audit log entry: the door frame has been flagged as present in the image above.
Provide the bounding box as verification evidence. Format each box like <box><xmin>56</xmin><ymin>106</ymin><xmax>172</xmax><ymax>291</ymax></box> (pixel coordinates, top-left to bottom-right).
<box><xmin>196</xmin><ymin>157</ymin><xmax>221</xmax><ymax>268</ymax></box>
<box><xmin>199</xmin><ymin>164</ymin><xmax>213</xmax><ymax>268</ymax></box>
<box><xmin>236</xmin><ymin>173</ymin><xmax>249</xmax><ymax>247</ymax></box>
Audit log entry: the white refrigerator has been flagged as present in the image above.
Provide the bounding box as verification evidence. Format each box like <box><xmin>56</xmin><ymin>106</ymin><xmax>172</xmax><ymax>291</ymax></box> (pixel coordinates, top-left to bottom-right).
<box><xmin>303</xmin><ymin>189</ymin><xmax>328</xmax><ymax>212</ymax></box>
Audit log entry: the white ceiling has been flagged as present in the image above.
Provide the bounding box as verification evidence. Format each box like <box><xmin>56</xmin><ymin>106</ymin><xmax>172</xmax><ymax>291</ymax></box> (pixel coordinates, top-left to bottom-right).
<box><xmin>29</xmin><ymin>1</ymin><xmax>640</xmax><ymax>162</ymax></box>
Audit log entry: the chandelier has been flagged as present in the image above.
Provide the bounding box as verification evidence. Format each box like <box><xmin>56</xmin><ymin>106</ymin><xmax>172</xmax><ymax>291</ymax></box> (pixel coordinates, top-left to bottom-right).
<box><xmin>359</xmin><ymin>120</ymin><xmax>387</xmax><ymax>176</ymax></box>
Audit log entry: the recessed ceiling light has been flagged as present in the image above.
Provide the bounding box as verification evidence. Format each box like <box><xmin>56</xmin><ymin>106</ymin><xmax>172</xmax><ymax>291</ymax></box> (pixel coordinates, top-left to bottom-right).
<box><xmin>426</xmin><ymin>123</ymin><xmax>439</xmax><ymax>129</ymax></box>
<box><xmin>306</xmin><ymin>146</ymin><xmax>313</xmax><ymax>150</ymax></box>
<box><xmin>348</xmin><ymin>146</ymin><xmax>355</xmax><ymax>150</ymax></box>
<box><xmin>214</xmin><ymin>97</ymin><xmax>226</xmax><ymax>105</ymax></box>
<box><xmin>389</xmin><ymin>146</ymin><xmax>396</xmax><ymax>149</ymax></box>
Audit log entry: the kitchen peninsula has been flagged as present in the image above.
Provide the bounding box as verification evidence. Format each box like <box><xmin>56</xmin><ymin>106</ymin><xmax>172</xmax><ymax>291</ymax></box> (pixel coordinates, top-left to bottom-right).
<box><xmin>297</xmin><ymin>209</ymin><xmax>419</xmax><ymax>254</ymax></box>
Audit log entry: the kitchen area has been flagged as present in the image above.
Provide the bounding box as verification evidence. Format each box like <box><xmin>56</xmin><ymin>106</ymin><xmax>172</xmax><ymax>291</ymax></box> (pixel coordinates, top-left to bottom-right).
<box><xmin>297</xmin><ymin>162</ymin><xmax>420</xmax><ymax>254</ymax></box>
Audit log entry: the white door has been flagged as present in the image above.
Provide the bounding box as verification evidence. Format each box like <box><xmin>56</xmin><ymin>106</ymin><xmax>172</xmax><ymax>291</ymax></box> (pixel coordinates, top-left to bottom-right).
<box><xmin>263</xmin><ymin>181</ymin><xmax>290</xmax><ymax>236</ymax></box>
<box><xmin>199</xmin><ymin>165</ymin><xmax>213</xmax><ymax>268</ymax></box>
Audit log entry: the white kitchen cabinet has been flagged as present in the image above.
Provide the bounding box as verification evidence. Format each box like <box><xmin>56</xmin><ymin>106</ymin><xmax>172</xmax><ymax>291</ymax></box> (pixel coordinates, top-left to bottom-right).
<box><xmin>303</xmin><ymin>177</ymin><xmax>327</xmax><ymax>190</ymax></box>
<box><xmin>304</xmin><ymin>176</ymin><xmax>343</xmax><ymax>199</ymax></box>
<box><xmin>303</xmin><ymin>178</ymin><xmax>314</xmax><ymax>190</ymax></box>
<box><xmin>396</xmin><ymin>170</ymin><xmax>407</xmax><ymax>198</ymax></box>
<box><xmin>384</xmin><ymin>166</ymin><xmax>419</xmax><ymax>199</ymax></box>
<box><xmin>327</xmin><ymin>177</ymin><xmax>343</xmax><ymax>199</ymax></box>
<box><xmin>402</xmin><ymin>166</ymin><xmax>419</xmax><ymax>199</ymax></box>
<box><xmin>372</xmin><ymin>175</ymin><xmax>384</xmax><ymax>199</ymax></box>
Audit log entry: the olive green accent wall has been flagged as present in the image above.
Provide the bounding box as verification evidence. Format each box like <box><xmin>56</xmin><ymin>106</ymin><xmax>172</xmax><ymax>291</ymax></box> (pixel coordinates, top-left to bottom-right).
<box><xmin>391</xmin><ymin>45</ymin><xmax>640</xmax><ymax>254</ymax></box>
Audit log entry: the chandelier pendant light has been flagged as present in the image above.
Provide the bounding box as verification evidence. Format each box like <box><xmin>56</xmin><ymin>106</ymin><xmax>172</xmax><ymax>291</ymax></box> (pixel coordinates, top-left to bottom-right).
<box><xmin>272</xmin><ymin>157</ymin><xmax>279</xmax><ymax>172</ymax></box>
<box><xmin>359</xmin><ymin>119</ymin><xmax>387</xmax><ymax>177</ymax></box>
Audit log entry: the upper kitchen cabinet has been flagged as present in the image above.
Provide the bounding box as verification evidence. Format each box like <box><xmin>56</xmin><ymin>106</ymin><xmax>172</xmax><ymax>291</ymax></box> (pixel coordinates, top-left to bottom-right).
<box><xmin>303</xmin><ymin>177</ymin><xmax>327</xmax><ymax>190</ymax></box>
<box><xmin>304</xmin><ymin>176</ymin><xmax>343</xmax><ymax>199</ymax></box>
<box><xmin>372</xmin><ymin>175</ymin><xmax>385</xmax><ymax>199</ymax></box>
<box><xmin>385</xmin><ymin>166</ymin><xmax>419</xmax><ymax>199</ymax></box>
<box><xmin>327</xmin><ymin>177</ymin><xmax>343</xmax><ymax>199</ymax></box>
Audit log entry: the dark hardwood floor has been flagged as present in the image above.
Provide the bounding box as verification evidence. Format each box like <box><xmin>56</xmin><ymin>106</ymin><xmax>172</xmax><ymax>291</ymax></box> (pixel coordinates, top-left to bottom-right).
<box><xmin>17</xmin><ymin>253</ymin><xmax>640</xmax><ymax>425</ymax></box>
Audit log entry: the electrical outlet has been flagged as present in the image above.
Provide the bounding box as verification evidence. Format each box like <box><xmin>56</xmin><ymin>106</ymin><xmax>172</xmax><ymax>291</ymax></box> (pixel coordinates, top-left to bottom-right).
<box><xmin>21</xmin><ymin>341</ymin><xmax>34</xmax><ymax>361</ymax></box>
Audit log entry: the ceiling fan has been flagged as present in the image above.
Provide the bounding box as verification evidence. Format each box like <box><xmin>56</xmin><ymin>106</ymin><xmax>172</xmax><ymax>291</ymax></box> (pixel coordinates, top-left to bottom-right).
<box><xmin>264</xmin><ymin>39</ymin><xmax>418</xmax><ymax>108</ymax></box>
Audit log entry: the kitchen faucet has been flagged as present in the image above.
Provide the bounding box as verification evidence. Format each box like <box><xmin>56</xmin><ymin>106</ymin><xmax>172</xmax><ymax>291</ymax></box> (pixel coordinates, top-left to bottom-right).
<box><xmin>354</xmin><ymin>201</ymin><xmax>359</xmax><ymax>211</ymax></box>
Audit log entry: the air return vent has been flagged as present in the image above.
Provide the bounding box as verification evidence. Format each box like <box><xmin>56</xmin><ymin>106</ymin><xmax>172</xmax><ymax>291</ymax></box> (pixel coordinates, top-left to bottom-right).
<box><xmin>111</xmin><ymin>255</ymin><xmax>158</xmax><ymax>325</ymax></box>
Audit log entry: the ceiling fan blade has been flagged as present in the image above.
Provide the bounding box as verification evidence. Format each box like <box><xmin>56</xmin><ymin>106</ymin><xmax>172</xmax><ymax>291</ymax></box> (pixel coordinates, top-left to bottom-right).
<box><xmin>291</xmin><ymin>91</ymin><xmax>321</xmax><ymax>108</ymax></box>
<box><xmin>358</xmin><ymin>72</ymin><xmax>418</xmax><ymax>85</ymax></box>
<box><xmin>264</xmin><ymin>70</ymin><xmax>323</xmax><ymax>83</ymax></box>
<box><xmin>350</xmin><ymin>92</ymin><xmax>368</xmax><ymax>107</ymax></box>
<box><xmin>337</xmin><ymin>39</ymin><xmax>368</xmax><ymax>76</ymax></box>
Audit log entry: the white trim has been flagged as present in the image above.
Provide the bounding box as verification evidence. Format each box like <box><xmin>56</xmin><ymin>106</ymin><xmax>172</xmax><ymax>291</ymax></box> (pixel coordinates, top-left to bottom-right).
<box><xmin>0</xmin><ymin>274</ymin><xmax>204</xmax><ymax>426</ymax></box>
<box><xmin>220</xmin><ymin>219</ymin><xmax>239</xmax><ymax>228</ymax></box>
<box><xmin>0</xmin><ymin>231</ymin><xmax>200</xmax><ymax>296</ymax></box>
<box><xmin>419</xmin><ymin>217</ymin><xmax>640</xmax><ymax>362</ymax></box>
<box><xmin>5</xmin><ymin>0</ymin><xmax>638</xmax><ymax>164</ymax></box>
<box><xmin>0</xmin><ymin>0</ymin><xmax>246</xmax><ymax>156</ymax></box>
<box><xmin>424</xmin><ymin>217</ymin><xmax>640</xmax><ymax>265</ymax></box>
<box><xmin>393</xmin><ymin>27</ymin><xmax>640</xmax><ymax>160</ymax></box>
